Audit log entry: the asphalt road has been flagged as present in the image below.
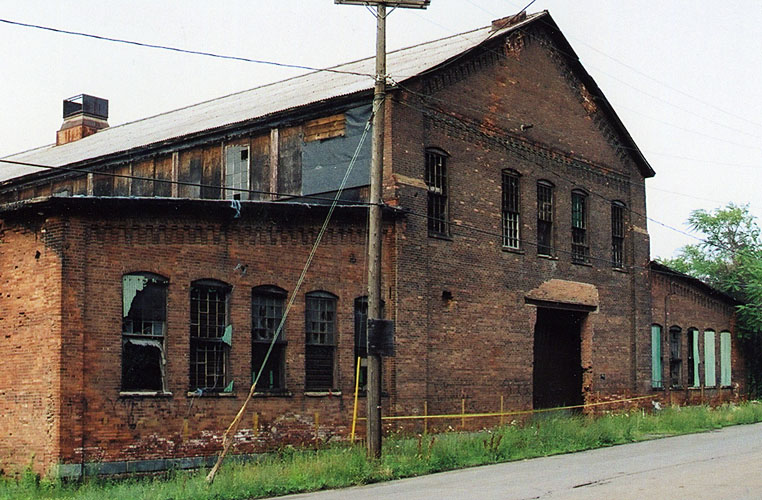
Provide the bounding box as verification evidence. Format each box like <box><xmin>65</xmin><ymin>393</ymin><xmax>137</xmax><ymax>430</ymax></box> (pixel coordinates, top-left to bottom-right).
<box><xmin>273</xmin><ymin>422</ymin><xmax>762</xmax><ymax>499</ymax></box>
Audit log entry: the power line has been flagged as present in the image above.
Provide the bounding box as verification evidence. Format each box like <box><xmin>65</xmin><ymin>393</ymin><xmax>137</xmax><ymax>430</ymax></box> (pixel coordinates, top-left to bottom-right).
<box><xmin>0</xmin><ymin>17</ymin><xmax>375</xmax><ymax>79</ymax></box>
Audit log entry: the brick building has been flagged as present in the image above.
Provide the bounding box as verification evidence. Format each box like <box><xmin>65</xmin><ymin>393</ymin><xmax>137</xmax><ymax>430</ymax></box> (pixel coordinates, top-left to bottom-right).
<box><xmin>0</xmin><ymin>11</ymin><xmax>745</xmax><ymax>477</ymax></box>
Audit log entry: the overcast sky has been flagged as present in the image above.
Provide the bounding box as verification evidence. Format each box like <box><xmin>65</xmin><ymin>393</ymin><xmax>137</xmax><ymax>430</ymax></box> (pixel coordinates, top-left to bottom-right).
<box><xmin>1</xmin><ymin>0</ymin><xmax>761</xmax><ymax>260</ymax></box>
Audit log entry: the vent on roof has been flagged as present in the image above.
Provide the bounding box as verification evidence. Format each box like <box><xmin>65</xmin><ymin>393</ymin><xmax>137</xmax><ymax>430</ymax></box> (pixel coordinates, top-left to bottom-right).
<box><xmin>57</xmin><ymin>94</ymin><xmax>109</xmax><ymax>146</ymax></box>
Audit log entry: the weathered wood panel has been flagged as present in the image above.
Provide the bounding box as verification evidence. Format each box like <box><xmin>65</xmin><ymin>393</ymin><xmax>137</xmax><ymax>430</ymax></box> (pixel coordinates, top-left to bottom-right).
<box><xmin>304</xmin><ymin>113</ymin><xmax>346</xmax><ymax>142</ymax></box>
<box><xmin>250</xmin><ymin>133</ymin><xmax>270</xmax><ymax>201</ymax></box>
<box><xmin>178</xmin><ymin>150</ymin><xmax>202</xmax><ymax>198</ymax></box>
<box><xmin>113</xmin><ymin>164</ymin><xmax>131</xmax><ymax>197</ymax></box>
<box><xmin>154</xmin><ymin>155</ymin><xmax>173</xmax><ymax>197</ymax></box>
<box><xmin>132</xmin><ymin>159</ymin><xmax>155</xmax><ymax>197</ymax></box>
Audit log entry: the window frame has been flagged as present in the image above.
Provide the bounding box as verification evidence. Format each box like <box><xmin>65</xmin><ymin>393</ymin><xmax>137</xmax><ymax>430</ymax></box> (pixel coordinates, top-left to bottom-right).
<box><xmin>305</xmin><ymin>291</ymin><xmax>338</xmax><ymax>392</ymax></box>
<box><xmin>189</xmin><ymin>279</ymin><xmax>232</xmax><ymax>393</ymax></box>
<box><xmin>501</xmin><ymin>169</ymin><xmax>521</xmax><ymax>250</ymax></box>
<box><xmin>611</xmin><ymin>201</ymin><xmax>626</xmax><ymax>268</ymax></box>
<box><xmin>536</xmin><ymin>180</ymin><xmax>555</xmax><ymax>256</ymax></box>
<box><xmin>425</xmin><ymin>148</ymin><xmax>450</xmax><ymax>237</ymax></box>
<box><xmin>121</xmin><ymin>272</ymin><xmax>169</xmax><ymax>393</ymax></box>
<box><xmin>251</xmin><ymin>285</ymin><xmax>288</xmax><ymax>392</ymax></box>
<box><xmin>651</xmin><ymin>324</ymin><xmax>663</xmax><ymax>389</ymax></box>
<box><xmin>720</xmin><ymin>330</ymin><xmax>732</xmax><ymax>387</ymax></box>
<box><xmin>669</xmin><ymin>325</ymin><xmax>682</xmax><ymax>388</ymax></box>
<box><xmin>704</xmin><ymin>329</ymin><xmax>716</xmax><ymax>387</ymax></box>
<box><xmin>571</xmin><ymin>189</ymin><xmax>590</xmax><ymax>264</ymax></box>
<box><xmin>224</xmin><ymin>144</ymin><xmax>250</xmax><ymax>201</ymax></box>
<box><xmin>687</xmin><ymin>327</ymin><xmax>700</xmax><ymax>388</ymax></box>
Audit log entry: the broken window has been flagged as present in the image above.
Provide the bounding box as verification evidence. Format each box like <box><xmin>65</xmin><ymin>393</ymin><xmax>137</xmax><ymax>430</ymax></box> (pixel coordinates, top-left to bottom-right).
<box><xmin>122</xmin><ymin>272</ymin><xmax>168</xmax><ymax>392</ymax></box>
<box><xmin>704</xmin><ymin>329</ymin><xmax>716</xmax><ymax>387</ymax></box>
<box><xmin>571</xmin><ymin>190</ymin><xmax>589</xmax><ymax>263</ymax></box>
<box><xmin>537</xmin><ymin>180</ymin><xmax>554</xmax><ymax>256</ymax></box>
<box><xmin>720</xmin><ymin>330</ymin><xmax>732</xmax><ymax>387</ymax></box>
<box><xmin>225</xmin><ymin>145</ymin><xmax>250</xmax><ymax>200</ymax></box>
<box><xmin>425</xmin><ymin>149</ymin><xmax>449</xmax><ymax>236</ymax></box>
<box><xmin>687</xmin><ymin>328</ymin><xmax>700</xmax><ymax>388</ymax></box>
<box><xmin>190</xmin><ymin>280</ymin><xmax>232</xmax><ymax>392</ymax></box>
<box><xmin>669</xmin><ymin>325</ymin><xmax>682</xmax><ymax>387</ymax></box>
<box><xmin>651</xmin><ymin>324</ymin><xmax>663</xmax><ymax>389</ymax></box>
<box><xmin>611</xmin><ymin>201</ymin><xmax>625</xmax><ymax>268</ymax></box>
<box><xmin>252</xmin><ymin>286</ymin><xmax>287</xmax><ymax>392</ymax></box>
<box><xmin>501</xmin><ymin>169</ymin><xmax>520</xmax><ymax>249</ymax></box>
<box><xmin>305</xmin><ymin>291</ymin><xmax>337</xmax><ymax>391</ymax></box>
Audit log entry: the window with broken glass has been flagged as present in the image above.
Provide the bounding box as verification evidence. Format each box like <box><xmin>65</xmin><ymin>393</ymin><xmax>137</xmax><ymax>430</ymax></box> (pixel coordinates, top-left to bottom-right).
<box><xmin>122</xmin><ymin>272</ymin><xmax>168</xmax><ymax>392</ymax></box>
<box><xmin>305</xmin><ymin>291</ymin><xmax>337</xmax><ymax>391</ymax></box>
<box><xmin>501</xmin><ymin>169</ymin><xmax>521</xmax><ymax>249</ymax></box>
<box><xmin>611</xmin><ymin>201</ymin><xmax>625</xmax><ymax>268</ymax></box>
<box><xmin>252</xmin><ymin>286</ymin><xmax>287</xmax><ymax>392</ymax></box>
<box><xmin>225</xmin><ymin>145</ymin><xmax>250</xmax><ymax>201</ymax></box>
<box><xmin>571</xmin><ymin>190</ymin><xmax>590</xmax><ymax>264</ymax></box>
<box><xmin>537</xmin><ymin>181</ymin><xmax>554</xmax><ymax>256</ymax></box>
<box><xmin>190</xmin><ymin>280</ymin><xmax>232</xmax><ymax>393</ymax></box>
<box><xmin>425</xmin><ymin>149</ymin><xmax>449</xmax><ymax>236</ymax></box>
<box><xmin>669</xmin><ymin>325</ymin><xmax>682</xmax><ymax>387</ymax></box>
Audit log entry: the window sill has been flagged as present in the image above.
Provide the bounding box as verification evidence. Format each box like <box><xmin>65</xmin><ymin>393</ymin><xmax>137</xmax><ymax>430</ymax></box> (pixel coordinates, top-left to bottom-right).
<box><xmin>428</xmin><ymin>233</ymin><xmax>452</xmax><ymax>241</ymax></box>
<box><xmin>651</xmin><ymin>386</ymin><xmax>664</xmax><ymax>391</ymax></box>
<box><xmin>612</xmin><ymin>266</ymin><xmax>628</xmax><ymax>274</ymax></box>
<box><xmin>186</xmin><ymin>391</ymin><xmax>237</xmax><ymax>398</ymax></box>
<box><xmin>537</xmin><ymin>254</ymin><xmax>558</xmax><ymax>260</ymax></box>
<box><xmin>501</xmin><ymin>246</ymin><xmax>524</xmax><ymax>255</ymax></box>
<box><xmin>571</xmin><ymin>260</ymin><xmax>592</xmax><ymax>267</ymax></box>
<box><xmin>304</xmin><ymin>391</ymin><xmax>342</xmax><ymax>397</ymax></box>
<box><xmin>253</xmin><ymin>391</ymin><xmax>293</xmax><ymax>398</ymax></box>
<box><xmin>119</xmin><ymin>391</ymin><xmax>173</xmax><ymax>398</ymax></box>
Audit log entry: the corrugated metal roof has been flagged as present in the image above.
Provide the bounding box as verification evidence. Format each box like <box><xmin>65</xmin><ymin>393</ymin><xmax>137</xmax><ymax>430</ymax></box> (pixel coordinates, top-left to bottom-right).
<box><xmin>0</xmin><ymin>12</ymin><xmax>545</xmax><ymax>184</ymax></box>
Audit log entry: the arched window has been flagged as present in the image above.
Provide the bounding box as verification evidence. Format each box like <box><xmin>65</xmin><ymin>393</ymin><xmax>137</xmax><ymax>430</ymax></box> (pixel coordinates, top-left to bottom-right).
<box><xmin>571</xmin><ymin>189</ymin><xmax>589</xmax><ymax>263</ymax></box>
<box><xmin>704</xmin><ymin>329</ymin><xmax>716</xmax><ymax>387</ymax></box>
<box><xmin>305</xmin><ymin>291</ymin><xmax>338</xmax><ymax>391</ymax></box>
<box><xmin>537</xmin><ymin>180</ymin><xmax>554</xmax><ymax>256</ymax></box>
<box><xmin>501</xmin><ymin>169</ymin><xmax>521</xmax><ymax>249</ymax></box>
<box><xmin>252</xmin><ymin>286</ymin><xmax>287</xmax><ymax>391</ymax></box>
<box><xmin>190</xmin><ymin>279</ymin><xmax>232</xmax><ymax>392</ymax></box>
<box><xmin>669</xmin><ymin>325</ymin><xmax>682</xmax><ymax>387</ymax></box>
<box><xmin>651</xmin><ymin>324</ymin><xmax>663</xmax><ymax>389</ymax></box>
<box><xmin>611</xmin><ymin>201</ymin><xmax>626</xmax><ymax>268</ymax></box>
<box><xmin>122</xmin><ymin>272</ymin><xmax>168</xmax><ymax>392</ymax></box>
<box><xmin>425</xmin><ymin>148</ymin><xmax>449</xmax><ymax>236</ymax></box>
<box><xmin>687</xmin><ymin>328</ymin><xmax>700</xmax><ymax>388</ymax></box>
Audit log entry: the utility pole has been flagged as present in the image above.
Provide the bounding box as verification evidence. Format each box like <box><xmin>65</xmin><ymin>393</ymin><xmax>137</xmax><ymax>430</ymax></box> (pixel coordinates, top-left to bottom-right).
<box><xmin>335</xmin><ymin>0</ymin><xmax>430</xmax><ymax>459</ymax></box>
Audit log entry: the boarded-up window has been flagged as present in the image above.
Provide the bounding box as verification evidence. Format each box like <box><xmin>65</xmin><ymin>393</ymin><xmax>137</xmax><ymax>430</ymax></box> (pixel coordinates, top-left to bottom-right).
<box><xmin>305</xmin><ymin>291</ymin><xmax>336</xmax><ymax>391</ymax></box>
<box><xmin>190</xmin><ymin>280</ymin><xmax>232</xmax><ymax>392</ymax></box>
<box><xmin>252</xmin><ymin>286</ymin><xmax>287</xmax><ymax>391</ymax></box>
<box><xmin>651</xmin><ymin>324</ymin><xmax>662</xmax><ymax>389</ymax></box>
<box><xmin>704</xmin><ymin>330</ymin><xmax>716</xmax><ymax>387</ymax></box>
<box><xmin>501</xmin><ymin>169</ymin><xmax>520</xmax><ymax>249</ymax></box>
<box><xmin>304</xmin><ymin>113</ymin><xmax>346</xmax><ymax>142</ymax></box>
<box><xmin>688</xmin><ymin>328</ymin><xmax>700</xmax><ymax>388</ymax></box>
<box><xmin>720</xmin><ymin>331</ymin><xmax>732</xmax><ymax>387</ymax></box>
<box><xmin>122</xmin><ymin>273</ymin><xmax>168</xmax><ymax>392</ymax></box>
<box><xmin>225</xmin><ymin>145</ymin><xmax>249</xmax><ymax>200</ymax></box>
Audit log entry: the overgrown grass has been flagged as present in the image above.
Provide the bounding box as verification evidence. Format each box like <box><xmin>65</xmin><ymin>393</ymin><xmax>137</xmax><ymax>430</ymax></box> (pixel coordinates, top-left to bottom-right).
<box><xmin>4</xmin><ymin>402</ymin><xmax>762</xmax><ymax>500</ymax></box>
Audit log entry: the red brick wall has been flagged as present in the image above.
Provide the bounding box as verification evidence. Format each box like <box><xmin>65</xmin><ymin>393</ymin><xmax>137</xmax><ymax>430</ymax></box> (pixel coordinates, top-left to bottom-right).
<box><xmin>0</xmin><ymin>215</ymin><xmax>64</xmax><ymax>475</ymax></box>
<box><xmin>650</xmin><ymin>268</ymin><xmax>744</xmax><ymax>403</ymax></box>
<box><xmin>385</xmin><ymin>22</ymin><xmax>653</xmax><ymax>423</ymax></box>
<box><xmin>47</xmin><ymin>205</ymin><xmax>395</xmax><ymax>468</ymax></box>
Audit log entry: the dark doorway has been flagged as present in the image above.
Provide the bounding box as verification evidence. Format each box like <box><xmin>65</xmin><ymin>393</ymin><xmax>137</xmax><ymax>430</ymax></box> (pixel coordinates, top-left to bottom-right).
<box><xmin>532</xmin><ymin>307</ymin><xmax>585</xmax><ymax>409</ymax></box>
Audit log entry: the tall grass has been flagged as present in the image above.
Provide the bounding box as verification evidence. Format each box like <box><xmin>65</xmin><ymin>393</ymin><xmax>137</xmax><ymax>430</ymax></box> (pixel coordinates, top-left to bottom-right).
<box><xmin>3</xmin><ymin>402</ymin><xmax>762</xmax><ymax>500</ymax></box>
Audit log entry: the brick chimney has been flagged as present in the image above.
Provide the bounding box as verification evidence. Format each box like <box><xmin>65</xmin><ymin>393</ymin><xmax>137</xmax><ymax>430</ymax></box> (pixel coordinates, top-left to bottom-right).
<box><xmin>56</xmin><ymin>94</ymin><xmax>109</xmax><ymax>145</ymax></box>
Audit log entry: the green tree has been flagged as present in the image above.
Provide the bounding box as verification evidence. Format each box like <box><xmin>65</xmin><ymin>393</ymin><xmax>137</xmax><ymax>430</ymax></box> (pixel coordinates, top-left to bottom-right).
<box><xmin>660</xmin><ymin>203</ymin><xmax>762</xmax><ymax>395</ymax></box>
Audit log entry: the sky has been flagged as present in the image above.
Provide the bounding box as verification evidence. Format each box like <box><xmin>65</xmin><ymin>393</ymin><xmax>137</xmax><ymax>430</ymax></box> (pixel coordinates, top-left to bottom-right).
<box><xmin>1</xmin><ymin>0</ymin><xmax>761</xmax><ymax>260</ymax></box>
